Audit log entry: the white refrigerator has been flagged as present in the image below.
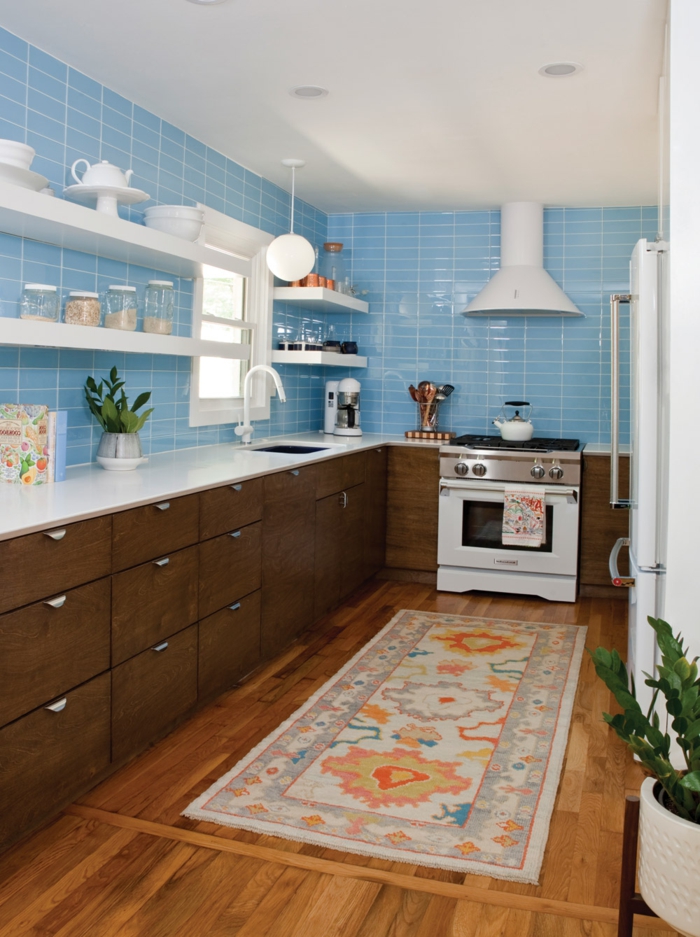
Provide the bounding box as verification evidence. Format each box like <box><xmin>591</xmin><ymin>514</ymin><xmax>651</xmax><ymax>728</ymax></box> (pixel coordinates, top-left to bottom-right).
<box><xmin>609</xmin><ymin>238</ymin><xmax>669</xmax><ymax>714</ymax></box>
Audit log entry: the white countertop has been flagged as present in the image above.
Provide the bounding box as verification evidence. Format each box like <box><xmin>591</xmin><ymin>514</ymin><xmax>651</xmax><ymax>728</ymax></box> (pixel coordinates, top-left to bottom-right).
<box><xmin>0</xmin><ymin>432</ymin><xmax>437</xmax><ymax>541</ymax></box>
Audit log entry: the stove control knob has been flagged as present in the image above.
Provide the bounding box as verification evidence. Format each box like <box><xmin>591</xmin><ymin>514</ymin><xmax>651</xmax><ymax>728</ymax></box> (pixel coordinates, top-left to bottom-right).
<box><xmin>549</xmin><ymin>466</ymin><xmax>564</xmax><ymax>480</ymax></box>
<box><xmin>472</xmin><ymin>462</ymin><xmax>487</xmax><ymax>477</ymax></box>
<box><xmin>531</xmin><ymin>464</ymin><xmax>546</xmax><ymax>479</ymax></box>
<box><xmin>454</xmin><ymin>462</ymin><xmax>469</xmax><ymax>476</ymax></box>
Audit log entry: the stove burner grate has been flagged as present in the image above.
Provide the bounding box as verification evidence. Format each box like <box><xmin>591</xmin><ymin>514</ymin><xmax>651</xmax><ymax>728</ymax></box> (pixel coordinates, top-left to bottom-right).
<box><xmin>452</xmin><ymin>435</ymin><xmax>580</xmax><ymax>452</ymax></box>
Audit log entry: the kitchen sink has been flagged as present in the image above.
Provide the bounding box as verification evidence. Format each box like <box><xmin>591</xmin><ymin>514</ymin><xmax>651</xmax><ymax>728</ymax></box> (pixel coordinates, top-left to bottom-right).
<box><xmin>252</xmin><ymin>444</ymin><xmax>330</xmax><ymax>454</ymax></box>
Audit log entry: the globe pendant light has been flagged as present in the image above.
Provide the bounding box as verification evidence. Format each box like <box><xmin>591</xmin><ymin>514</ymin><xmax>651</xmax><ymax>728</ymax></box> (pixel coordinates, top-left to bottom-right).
<box><xmin>266</xmin><ymin>159</ymin><xmax>315</xmax><ymax>281</ymax></box>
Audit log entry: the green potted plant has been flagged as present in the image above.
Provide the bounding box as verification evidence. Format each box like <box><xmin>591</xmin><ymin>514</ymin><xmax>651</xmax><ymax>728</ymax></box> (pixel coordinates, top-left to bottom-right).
<box><xmin>590</xmin><ymin>617</ymin><xmax>700</xmax><ymax>937</ymax></box>
<box><xmin>85</xmin><ymin>366</ymin><xmax>154</xmax><ymax>471</ymax></box>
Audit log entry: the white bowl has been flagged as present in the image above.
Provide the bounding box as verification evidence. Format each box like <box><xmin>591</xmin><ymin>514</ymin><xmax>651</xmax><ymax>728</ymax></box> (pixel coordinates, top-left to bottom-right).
<box><xmin>144</xmin><ymin>213</ymin><xmax>204</xmax><ymax>241</ymax></box>
<box><xmin>0</xmin><ymin>140</ymin><xmax>35</xmax><ymax>170</ymax></box>
<box><xmin>144</xmin><ymin>204</ymin><xmax>204</xmax><ymax>219</ymax></box>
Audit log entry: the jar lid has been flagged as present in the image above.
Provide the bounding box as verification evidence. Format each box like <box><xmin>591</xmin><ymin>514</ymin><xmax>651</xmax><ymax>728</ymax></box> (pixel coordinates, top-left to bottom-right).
<box><xmin>323</xmin><ymin>242</ymin><xmax>343</xmax><ymax>252</ymax></box>
<box><xmin>108</xmin><ymin>285</ymin><xmax>137</xmax><ymax>291</ymax></box>
<box><xmin>68</xmin><ymin>291</ymin><xmax>99</xmax><ymax>298</ymax></box>
<box><xmin>147</xmin><ymin>280</ymin><xmax>174</xmax><ymax>288</ymax></box>
<box><xmin>24</xmin><ymin>283</ymin><xmax>57</xmax><ymax>291</ymax></box>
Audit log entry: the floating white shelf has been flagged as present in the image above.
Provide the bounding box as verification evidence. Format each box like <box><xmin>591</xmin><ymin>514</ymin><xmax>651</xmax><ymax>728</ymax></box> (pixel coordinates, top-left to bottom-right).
<box><xmin>273</xmin><ymin>287</ymin><xmax>368</xmax><ymax>314</ymax></box>
<box><xmin>0</xmin><ymin>181</ymin><xmax>249</xmax><ymax>279</ymax></box>
<box><xmin>0</xmin><ymin>317</ymin><xmax>249</xmax><ymax>359</ymax></box>
<box><xmin>271</xmin><ymin>350</ymin><xmax>367</xmax><ymax>368</ymax></box>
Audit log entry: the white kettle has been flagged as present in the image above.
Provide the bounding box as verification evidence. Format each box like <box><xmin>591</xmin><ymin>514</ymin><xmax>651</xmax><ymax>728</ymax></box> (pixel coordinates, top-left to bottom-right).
<box><xmin>493</xmin><ymin>401</ymin><xmax>534</xmax><ymax>441</ymax></box>
<box><xmin>71</xmin><ymin>159</ymin><xmax>134</xmax><ymax>188</ymax></box>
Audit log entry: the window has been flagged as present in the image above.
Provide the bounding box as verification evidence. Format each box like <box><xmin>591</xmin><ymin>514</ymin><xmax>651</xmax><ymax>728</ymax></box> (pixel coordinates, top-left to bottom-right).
<box><xmin>189</xmin><ymin>207</ymin><xmax>274</xmax><ymax>427</ymax></box>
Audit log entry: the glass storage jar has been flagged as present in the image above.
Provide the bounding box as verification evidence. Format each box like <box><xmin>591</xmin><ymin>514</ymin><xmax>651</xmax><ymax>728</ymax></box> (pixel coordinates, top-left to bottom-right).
<box><xmin>20</xmin><ymin>284</ymin><xmax>59</xmax><ymax>322</ymax></box>
<box><xmin>104</xmin><ymin>285</ymin><xmax>138</xmax><ymax>331</ymax></box>
<box><xmin>320</xmin><ymin>242</ymin><xmax>346</xmax><ymax>292</ymax></box>
<box><xmin>64</xmin><ymin>291</ymin><xmax>102</xmax><ymax>327</ymax></box>
<box><xmin>143</xmin><ymin>280</ymin><xmax>174</xmax><ymax>335</ymax></box>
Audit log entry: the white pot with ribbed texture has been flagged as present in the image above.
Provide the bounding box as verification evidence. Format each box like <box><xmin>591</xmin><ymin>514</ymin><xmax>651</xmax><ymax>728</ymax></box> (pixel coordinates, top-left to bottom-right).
<box><xmin>638</xmin><ymin>776</ymin><xmax>700</xmax><ymax>936</ymax></box>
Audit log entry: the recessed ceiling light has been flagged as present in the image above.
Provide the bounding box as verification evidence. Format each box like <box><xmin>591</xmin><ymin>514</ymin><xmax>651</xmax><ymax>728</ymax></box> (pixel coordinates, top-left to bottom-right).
<box><xmin>539</xmin><ymin>62</ymin><xmax>583</xmax><ymax>78</ymax></box>
<box><xmin>290</xmin><ymin>86</ymin><xmax>329</xmax><ymax>99</ymax></box>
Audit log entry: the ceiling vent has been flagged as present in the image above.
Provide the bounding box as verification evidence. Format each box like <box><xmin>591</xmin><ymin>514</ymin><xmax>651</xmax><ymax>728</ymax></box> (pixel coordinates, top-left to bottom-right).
<box><xmin>462</xmin><ymin>202</ymin><xmax>583</xmax><ymax>317</ymax></box>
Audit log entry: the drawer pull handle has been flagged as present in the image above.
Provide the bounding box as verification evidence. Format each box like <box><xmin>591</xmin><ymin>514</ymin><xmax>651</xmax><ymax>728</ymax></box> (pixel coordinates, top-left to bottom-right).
<box><xmin>231</xmin><ymin>484</ymin><xmax>242</xmax><ymax>491</ymax></box>
<box><xmin>45</xmin><ymin>698</ymin><xmax>67</xmax><ymax>713</ymax></box>
<box><xmin>153</xmin><ymin>557</ymin><xmax>170</xmax><ymax>567</ymax></box>
<box><xmin>230</xmin><ymin>530</ymin><xmax>241</xmax><ymax>538</ymax></box>
<box><xmin>44</xmin><ymin>529</ymin><xmax>66</xmax><ymax>542</ymax></box>
<box><xmin>152</xmin><ymin>641</ymin><xmax>169</xmax><ymax>652</ymax></box>
<box><xmin>43</xmin><ymin>595</ymin><xmax>67</xmax><ymax>609</ymax></box>
<box><xmin>229</xmin><ymin>602</ymin><xmax>241</xmax><ymax>611</ymax></box>
<box><xmin>155</xmin><ymin>502</ymin><xmax>170</xmax><ymax>511</ymax></box>
<box><xmin>290</xmin><ymin>469</ymin><xmax>300</xmax><ymax>476</ymax></box>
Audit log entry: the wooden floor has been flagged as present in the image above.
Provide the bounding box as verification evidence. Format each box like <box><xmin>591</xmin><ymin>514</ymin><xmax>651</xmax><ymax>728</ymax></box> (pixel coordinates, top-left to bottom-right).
<box><xmin>0</xmin><ymin>581</ymin><xmax>677</xmax><ymax>936</ymax></box>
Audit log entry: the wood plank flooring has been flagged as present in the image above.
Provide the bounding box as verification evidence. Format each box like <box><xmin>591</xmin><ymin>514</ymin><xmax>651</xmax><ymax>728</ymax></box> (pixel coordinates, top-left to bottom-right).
<box><xmin>0</xmin><ymin>581</ymin><xmax>677</xmax><ymax>936</ymax></box>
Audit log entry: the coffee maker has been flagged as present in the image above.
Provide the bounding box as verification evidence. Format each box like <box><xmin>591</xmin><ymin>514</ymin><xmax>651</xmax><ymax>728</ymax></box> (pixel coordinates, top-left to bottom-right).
<box><xmin>334</xmin><ymin>378</ymin><xmax>362</xmax><ymax>437</ymax></box>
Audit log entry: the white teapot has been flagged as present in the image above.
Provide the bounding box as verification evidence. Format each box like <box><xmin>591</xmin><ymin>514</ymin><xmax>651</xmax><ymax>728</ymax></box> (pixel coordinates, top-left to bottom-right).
<box><xmin>71</xmin><ymin>159</ymin><xmax>134</xmax><ymax>188</ymax></box>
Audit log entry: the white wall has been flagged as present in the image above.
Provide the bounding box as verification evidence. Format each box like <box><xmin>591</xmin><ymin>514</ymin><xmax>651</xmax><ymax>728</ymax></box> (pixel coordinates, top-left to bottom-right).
<box><xmin>663</xmin><ymin>0</ymin><xmax>700</xmax><ymax>658</ymax></box>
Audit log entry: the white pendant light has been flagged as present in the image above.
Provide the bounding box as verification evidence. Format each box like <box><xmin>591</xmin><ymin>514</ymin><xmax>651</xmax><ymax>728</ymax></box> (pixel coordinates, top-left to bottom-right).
<box><xmin>266</xmin><ymin>159</ymin><xmax>315</xmax><ymax>281</ymax></box>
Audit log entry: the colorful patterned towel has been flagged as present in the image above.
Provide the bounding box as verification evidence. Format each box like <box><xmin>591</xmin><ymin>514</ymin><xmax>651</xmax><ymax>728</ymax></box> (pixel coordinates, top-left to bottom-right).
<box><xmin>185</xmin><ymin>610</ymin><xmax>586</xmax><ymax>883</ymax></box>
<box><xmin>502</xmin><ymin>486</ymin><xmax>545</xmax><ymax>547</ymax></box>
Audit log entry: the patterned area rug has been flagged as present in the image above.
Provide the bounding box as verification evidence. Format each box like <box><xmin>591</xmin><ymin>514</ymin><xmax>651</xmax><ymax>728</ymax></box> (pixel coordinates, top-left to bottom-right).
<box><xmin>184</xmin><ymin>610</ymin><xmax>586</xmax><ymax>883</ymax></box>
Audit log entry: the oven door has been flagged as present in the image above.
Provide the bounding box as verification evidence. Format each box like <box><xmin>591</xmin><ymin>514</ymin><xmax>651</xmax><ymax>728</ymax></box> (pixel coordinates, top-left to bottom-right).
<box><xmin>438</xmin><ymin>479</ymin><xmax>579</xmax><ymax>576</ymax></box>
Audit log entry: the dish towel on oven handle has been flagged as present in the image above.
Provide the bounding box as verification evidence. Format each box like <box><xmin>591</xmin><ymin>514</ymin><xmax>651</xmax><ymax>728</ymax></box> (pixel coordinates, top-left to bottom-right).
<box><xmin>502</xmin><ymin>485</ymin><xmax>545</xmax><ymax>548</ymax></box>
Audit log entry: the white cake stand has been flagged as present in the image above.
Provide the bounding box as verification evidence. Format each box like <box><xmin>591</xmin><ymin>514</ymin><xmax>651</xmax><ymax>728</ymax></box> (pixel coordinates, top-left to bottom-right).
<box><xmin>63</xmin><ymin>184</ymin><xmax>150</xmax><ymax>217</ymax></box>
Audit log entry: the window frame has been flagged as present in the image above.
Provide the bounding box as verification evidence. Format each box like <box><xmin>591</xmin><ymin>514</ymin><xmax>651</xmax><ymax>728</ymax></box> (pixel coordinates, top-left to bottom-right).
<box><xmin>189</xmin><ymin>205</ymin><xmax>274</xmax><ymax>428</ymax></box>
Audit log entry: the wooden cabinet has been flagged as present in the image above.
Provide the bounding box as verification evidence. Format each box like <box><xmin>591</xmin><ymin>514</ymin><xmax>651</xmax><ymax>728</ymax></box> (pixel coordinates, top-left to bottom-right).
<box><xmin>386</xmin><ymin>445</ymin><xmax>440</xmax><ymax>572</ymax></box>
<box><xmin>316</xmin><ymin>451</ymin><xmax>366</xmax><ymax>499</ymax></box>
<box><xmin>111</xmin><ymin>545</ymin><xmax>199</xmax><ymax>666</ymax></box>
<box><xmin>0</xmin><ymin>516</ymin><xmax>112</xmax><ymax>615</ymax></box>
<box><xmin>364</xmin><ymin>446</ymin><xmax>388</xmax><ymax>578</ymax></box>
<box><xmin>199</xmin><ymin>477</ymin><xmax>263</xmax><ymax>541</ymax></box>
<box><xmin>198</xmin><ymin>522</ymin><xmax>262</xmax><ymax>619</ymax></box>
<box><xmin>580</xmin><ymin>453</ymin><xmax>630</xmax><ymax>591</ymax></box>
<box><xmin>199</xmin><ymin>589</ymin><xmax>261</xmax><ymax>703</ymax></box>
<box><xmin>0</xmin><ymin>672</ymin><xmax>111</xmax><ymax>851</ymax></box>
<box><xmin>0</xmin><ymin>579</ymin><xmax>111</xmax><ymax>728</ymax></box>
<box><xmin>314</xmin><ymin>483</ymin><xmax>367</xmax><ymax>619</ymax></box>
<box><xmin>261</xmin><ymin>466</ymin><xmax>316</xmax><ymax>658</ymax></box>
<box><xmin>111</xmin><ymin>623</ymin><xmax>198</xmax><ymax>763</ymax></box>
<box><xmin>112</xmin><ymin>493</ymin><xmax>199</xmax><ymax>572</ymax></box>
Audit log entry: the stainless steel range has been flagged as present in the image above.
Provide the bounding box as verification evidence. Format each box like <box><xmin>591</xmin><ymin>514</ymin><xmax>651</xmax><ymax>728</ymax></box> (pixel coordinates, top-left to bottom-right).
<box><xmin>437</xmin><ymin>435</ymin><xmax>582</xmax><ymax>602</ymax></box>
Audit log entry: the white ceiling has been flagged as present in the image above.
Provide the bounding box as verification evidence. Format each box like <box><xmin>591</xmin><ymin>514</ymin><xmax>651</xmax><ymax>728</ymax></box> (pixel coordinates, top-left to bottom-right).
<box><xmin>0</xmin><ymin>0</ymin><xmax>667</xmax><ymax>212</ymax></box>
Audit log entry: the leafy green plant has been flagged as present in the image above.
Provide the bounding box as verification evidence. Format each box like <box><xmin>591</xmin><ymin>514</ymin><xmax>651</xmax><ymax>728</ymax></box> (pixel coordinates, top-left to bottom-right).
<box><xmin>589</xmin><ymin>616</ymin><xmax>700</xmax><ymax>823</ymax></box>
<box><xmin>84</xmin><ymin>366</ymin><xmax>154</xmax><ymax>434</ymax></box>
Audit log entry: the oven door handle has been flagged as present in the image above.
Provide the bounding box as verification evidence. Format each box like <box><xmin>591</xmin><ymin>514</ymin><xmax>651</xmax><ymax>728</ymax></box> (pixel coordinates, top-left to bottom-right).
<box><xmin>439</xmin><ymin>480</ymin><xmax>577</xmax><ymax>501</ymax></box>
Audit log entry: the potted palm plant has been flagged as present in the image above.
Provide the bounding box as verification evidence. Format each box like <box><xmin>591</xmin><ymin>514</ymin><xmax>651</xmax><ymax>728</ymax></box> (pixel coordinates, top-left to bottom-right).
<box><xmin>85</xmin><ymin>366</ymin><xmax>154</xmax><ymax>470</ymax></box>
<box><xmin>590</xmin><ymin>617</ymin><xmax>700</xmax><ymax>937</ymax></box>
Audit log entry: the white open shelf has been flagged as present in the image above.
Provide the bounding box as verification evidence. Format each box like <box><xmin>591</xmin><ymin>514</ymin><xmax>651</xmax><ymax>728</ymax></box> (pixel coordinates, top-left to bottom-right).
<box><xmin>273</xmin><ymin>287</ymin><xmax>368</xmax><ymax>314</ymax></box>
<box><xmin>0</xmin><ymin>317</ymin><xmax>249</xmax><ymax>359</ymax></box>
<box><xmin>271</xmin><ymin>350</ymin><xmax>367</xmax><ymax>368</ymax></box>
<box><xmin>0</xmin><ymin>181</ymin><xmax>249</xmax><ymax>279</ymax></box>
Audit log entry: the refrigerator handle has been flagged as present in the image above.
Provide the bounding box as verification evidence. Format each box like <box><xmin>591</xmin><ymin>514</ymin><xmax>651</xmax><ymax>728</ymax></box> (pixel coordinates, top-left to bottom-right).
<box><xmin>610</xmin><ymin>293</ymin><xmax>632</xmax><ymax>509</ymax></box>
<box><xmin>609</xmin><ymin>536</ymin><xmax>634</xmax><ymax>587</ymax></box>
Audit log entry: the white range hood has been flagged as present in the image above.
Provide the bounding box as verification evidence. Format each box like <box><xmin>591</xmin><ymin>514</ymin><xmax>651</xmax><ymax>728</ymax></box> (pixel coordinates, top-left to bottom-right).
<box><xmin>463</xmin><ymin>202</ymin><xmax>583</xmax><ymax>317</ymax></box>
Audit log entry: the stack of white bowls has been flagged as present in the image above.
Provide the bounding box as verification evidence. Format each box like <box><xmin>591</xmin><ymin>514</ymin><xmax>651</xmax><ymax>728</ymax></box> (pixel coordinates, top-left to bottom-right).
<box><xmin>0</xmin><ymin>140</ymin><xmax>48</xmax><ymax>191</ymax></box>
<box><xmin>143</xmin><ymin>205</ymin><xmax>205</xmax><ymax>241</ymax></box>
<box><xmin>0</xmin><ymin>141</ymin><xmax>36</xmax><ymax>170</ymax></box>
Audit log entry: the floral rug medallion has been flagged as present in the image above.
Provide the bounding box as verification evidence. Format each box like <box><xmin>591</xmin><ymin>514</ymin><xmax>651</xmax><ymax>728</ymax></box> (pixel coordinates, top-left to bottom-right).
<box><xmin>184</xmin><ymin>610</ymin><xmax>586</xmax><ymax>883</ymax></box>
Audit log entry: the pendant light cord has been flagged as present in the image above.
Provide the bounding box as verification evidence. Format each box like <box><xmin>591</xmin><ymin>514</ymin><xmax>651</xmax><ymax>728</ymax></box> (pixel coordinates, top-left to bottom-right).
<box><xmin>290</xmin><ymin>166</ymin><xmax>295</xmax><ymax>234</ymax></box>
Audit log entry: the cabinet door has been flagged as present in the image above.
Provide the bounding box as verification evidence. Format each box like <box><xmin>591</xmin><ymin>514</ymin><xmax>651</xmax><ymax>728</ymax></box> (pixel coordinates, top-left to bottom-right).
<box><xmin>386</xmin><ymin>446</ymin><xmax>440</xmax><ymax>571</ymax></box>
<box><xmin>316</xmin><ymin>452</ymin><xmax>366</xmax><ymax>500</ymax></box>
<box><xmin>199</xmin><ymin>589</ymin><xmax>261</xmax><ymax>703</ymax></box>
<box><xmin>340</xmin><ymin>483</ymin><xmax>366</xmax><ymax>600</ymax></box>
<box><xmin>0</xmin><ymin>672</ymin><xmax>111</xmax><ymax>851</ymax></box>
<box><xmin>364</xmin><ymin>446</ymin><xmax>388</xmax><ymax>577</ymax></box>
<box><xmin>198</xmin><ymin>522</ymin><xmax>262</xmax><ymax>619</ymax></box>
<box><xmin>314</xmin><ymin>492</ymin><xmax>342</xmax><ymax>619</ymax></box>
<box><xmin>580</xmin><ymin>454</ymin><xmax>630</xmax><ymax>586</ymax></box>
<box><xmin>261</xmin><ymin>468</ymin><xmax>316</xmax><ymax>658</ymax></box>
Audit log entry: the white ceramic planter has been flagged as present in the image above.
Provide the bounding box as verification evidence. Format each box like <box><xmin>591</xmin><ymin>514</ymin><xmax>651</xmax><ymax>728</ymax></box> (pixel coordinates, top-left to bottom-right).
<box><xmin>638</xmin><ymin>776</ymin><xmax>700</xmax><ymax>937</ymax></box>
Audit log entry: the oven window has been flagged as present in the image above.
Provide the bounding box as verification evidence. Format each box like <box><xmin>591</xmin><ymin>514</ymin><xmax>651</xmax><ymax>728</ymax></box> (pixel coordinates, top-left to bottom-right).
<box><xmin>462</xmin><ymin>501</ymin><xmax>554</xmax><ymax>552</ymax></box>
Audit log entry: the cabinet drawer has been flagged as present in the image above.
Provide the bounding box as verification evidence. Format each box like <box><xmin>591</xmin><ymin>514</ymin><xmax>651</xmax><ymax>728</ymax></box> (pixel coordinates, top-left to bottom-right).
<box><xmin>112</xmin><ymin>545</ymin><xmax>199</xmax><ymax>666</ymax></box>
<box><xmin>199</xmin><ymin>590</ymin><xmax>261</xmax><ymax>703</ymax></box>
<box><xmin>0</xmin><ymin>578</ymin><xmax>111</xmax><ymax>729</ymax></box>
<box><xmin>112</xmin><ymin>623</ymin><xmax>198</xmax><ymax>764</ymax></box>
<box><xmin>200</xmin><ymin>477</ymin><xmax>263</xmax><ymax>541</ymax></box>
<box><xmin>0</xmin><ymin>672</ymin><xmax>111</xmax><ymax>851</ymax></box>
<box><xmin>198</xmin><ymin>521</ymin><xmax>261</xmax><ymax>619</ymax></box>
<box><xmin>112</xmin><ymin>493</ymin><xmax>199</xmax><ymax>572</ymax></box>
<box><xmin>264</xmin><ymin>465</ymin><xmax>317</xmax><ymax>503</ymax></box>
<box><xmin>0</xmin><ymin>515</ymin><xmax>112</xmax><ymax>615</ymax></box>
<box><xmin>316</xmin><ymin>452</ymin><xmax>366</xmax><ymax>500</ymax></box>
